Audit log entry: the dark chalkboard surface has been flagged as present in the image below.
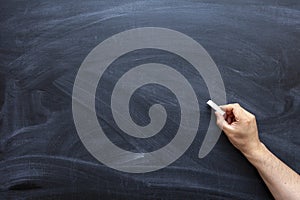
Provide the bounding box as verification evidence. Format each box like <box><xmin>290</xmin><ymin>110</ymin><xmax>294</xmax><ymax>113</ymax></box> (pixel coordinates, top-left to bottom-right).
<box><xmin>0</xmin><ymin>0</ymin><xmax>299</xmax><ymax>199</ymax></box>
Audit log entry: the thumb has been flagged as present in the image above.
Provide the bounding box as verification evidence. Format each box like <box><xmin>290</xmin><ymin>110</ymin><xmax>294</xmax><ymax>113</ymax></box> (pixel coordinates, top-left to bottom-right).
<box><xmin>215</xmin><ymin>112</ymin><xmax>229</xmax><ymax>131</ymax></box>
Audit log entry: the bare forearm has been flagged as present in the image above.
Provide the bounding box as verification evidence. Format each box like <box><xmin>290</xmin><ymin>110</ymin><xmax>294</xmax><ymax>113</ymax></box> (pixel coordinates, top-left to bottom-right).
<box><xmin>215</xmin><ymin>104</ymin><xmax>300</xmax><ymax>199</ymax></box>
<box><xmin>244</xmin><ymin>142</ymin><xmax>300</xmax><ymax>200</ymax></box>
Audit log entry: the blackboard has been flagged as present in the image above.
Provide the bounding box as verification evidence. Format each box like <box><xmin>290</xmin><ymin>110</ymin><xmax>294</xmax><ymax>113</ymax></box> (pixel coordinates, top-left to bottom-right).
<box><xmin>0</xmin><ymin>0</ymin><xmax>299</xmax><ymax>199</ymax></box>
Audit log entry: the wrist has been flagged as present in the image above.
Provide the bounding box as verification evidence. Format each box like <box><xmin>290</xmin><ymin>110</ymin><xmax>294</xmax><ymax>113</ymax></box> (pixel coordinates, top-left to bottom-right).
<box><xmin>242</xmin><ymin>142</ymin><xmax>266</xmax><ymax>162</ymax></box>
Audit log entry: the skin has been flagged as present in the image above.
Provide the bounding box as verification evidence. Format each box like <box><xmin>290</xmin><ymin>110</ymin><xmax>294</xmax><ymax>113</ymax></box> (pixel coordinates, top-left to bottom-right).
<box><xmin>215</xmin><ymin>103</ymin><xmax>300</xmax><ymax>200</ymax></box>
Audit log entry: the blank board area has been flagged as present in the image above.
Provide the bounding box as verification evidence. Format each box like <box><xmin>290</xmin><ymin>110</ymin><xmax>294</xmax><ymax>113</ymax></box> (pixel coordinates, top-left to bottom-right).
<box><xmin>0</xmin><ymin>0</ymin><xmax>299</xmax><ymax>199</ymax></box>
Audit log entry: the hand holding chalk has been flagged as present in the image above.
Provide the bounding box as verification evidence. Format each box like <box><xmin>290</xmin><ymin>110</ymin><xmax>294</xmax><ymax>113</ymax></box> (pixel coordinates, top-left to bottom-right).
<box><xmin>214</xmin><ymin>105</ymin><xmax>300</xmax><ymax>200</ymax></box>
<box><xmin>207</xmin><ymin>100</ymin><xmax>225</xmax><ymax>115</ymax></box>
<box><xmin>214</xmin><ymin>103</ymin><xmax>261</xmax><ymax>156</ymax></box>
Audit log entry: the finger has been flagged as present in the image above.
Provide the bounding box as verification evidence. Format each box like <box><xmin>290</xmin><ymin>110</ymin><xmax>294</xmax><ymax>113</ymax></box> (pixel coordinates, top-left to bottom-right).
<box><xmin>227</xmin><ymin>116</ymin><xmax>232</xmax><ymax>124</ymax></box>
<box><xmin>220</xmin><ymin>104</ymin><xmax>234</xmax><ymax>112</ymax></box>
<box><xmin>215</xmin><ymin>112</ymin><xmax>235</xmax><ymax>135</ymax></box>
<box><xmin>215</xmin><ymin>112</ymin><xmax>233</xmax><ymax>131</ymax></box>
<box><xmin>215</xmin><ymin>112</ymin><xmax>225</xmax><ymax>129</ymax></box>
<box><xmin>228</xmin><ymin>113</ymin><xmax>234</xmax><ymax>119</ymax></box>
<box><xmin>221</xmin><ymin>103</ymin><xmax>242</xmax><ymax>121</ymax></box>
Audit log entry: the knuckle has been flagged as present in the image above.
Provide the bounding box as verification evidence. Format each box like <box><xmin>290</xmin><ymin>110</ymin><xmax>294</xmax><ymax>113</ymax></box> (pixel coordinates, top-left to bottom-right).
<box><xmin>245</xmin><ymin>119</ymin><xmax>251</xmax><ymax>124</ymax></box>
<box><xmin>234</xmin><ymin>103</ymin><xmax>240</xmax><ymax>107</ymax></box>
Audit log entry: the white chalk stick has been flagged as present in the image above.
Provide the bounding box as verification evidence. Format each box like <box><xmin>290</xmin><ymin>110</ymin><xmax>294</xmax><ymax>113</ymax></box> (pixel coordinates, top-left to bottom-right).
<box><xmin>207</xmin><ymin>100</ymin><xmax>225</xmax><ymax>115</ymax></box>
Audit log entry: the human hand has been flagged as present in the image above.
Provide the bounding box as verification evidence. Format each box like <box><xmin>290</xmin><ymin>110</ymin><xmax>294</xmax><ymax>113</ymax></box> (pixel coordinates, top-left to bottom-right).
<box><xmin>215</xmin><ymin>103</ymin><xmax>262</xmax><ymax>156</ymax></box>
<box><xmin>215</xmin><ymin>103</ymin><xmax>300</xmax><ymax>200</ymax></box>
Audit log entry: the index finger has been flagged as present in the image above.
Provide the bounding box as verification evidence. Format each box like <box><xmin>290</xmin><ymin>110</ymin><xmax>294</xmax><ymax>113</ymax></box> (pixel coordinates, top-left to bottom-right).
<box><xmin>220</xmin><ymin>103</ymin><xmax>243</xmax><ymax>120</ymax></box>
